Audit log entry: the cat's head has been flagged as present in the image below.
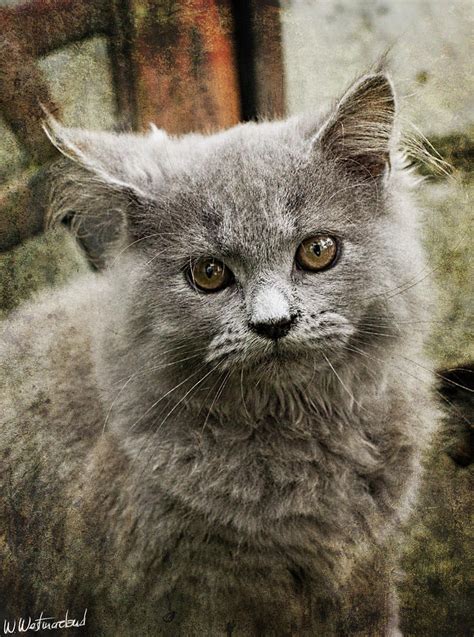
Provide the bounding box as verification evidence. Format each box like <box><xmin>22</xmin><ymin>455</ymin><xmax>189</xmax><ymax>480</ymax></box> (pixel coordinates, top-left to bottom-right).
<box><xmin>45</xmin><ymin>73</ymin><xmax>426</xmax><ymax>381</ymax></box>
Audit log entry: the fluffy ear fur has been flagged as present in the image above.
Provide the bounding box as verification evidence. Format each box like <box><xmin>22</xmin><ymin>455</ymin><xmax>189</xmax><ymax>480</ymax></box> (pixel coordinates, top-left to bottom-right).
<box><xmin>313</xmin><ymin>73</ymin><xmax>396</xmax><ymax>181</ymax></box>
<box><xmin>43</xmin><ymin>116</ymin><xmax>161</xmax><ymax>269</ymax></box>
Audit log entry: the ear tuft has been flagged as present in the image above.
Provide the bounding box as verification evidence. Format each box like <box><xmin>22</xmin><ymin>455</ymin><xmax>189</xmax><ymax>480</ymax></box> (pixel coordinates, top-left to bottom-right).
<box><xmin>149</xmin><ymin>122</ymin><xmax>168</xmax><ymax>143</ymax></box>
<box><xmin>315</xmin><ymin>73</ymin><xmax>396</xmax><ymax>180</ymax></box>
<box><xmin>42</xmin><ymin>115</ymin><xmax>158</xmax><ymax>269</ymax></box>
<box><xmin>42</xmin><ymin>113</ymin><xmax>146</xmax><ymax>194</ymax></box>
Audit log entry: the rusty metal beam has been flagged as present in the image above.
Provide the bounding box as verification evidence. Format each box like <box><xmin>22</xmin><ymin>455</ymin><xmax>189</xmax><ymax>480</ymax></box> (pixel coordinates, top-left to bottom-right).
<box><xmin>250</xmin><ymin>0</ymin><xmax>285</xmax><ymax>119</ymax></box>
<box><xmin>0</xmin><ymin>36</ymin><xmax>59</xmax><ymax>162</ymax></box>
<box><xmin>108</xmin><ymin>0</ymin><xmax>139</xmax><ymax>130</ymax></box>
<box><xmin>0</xmin><ymin>0</ymin><xmax>138</xmax><ymax>255</ymax></box>
<box><xmin>0</xmin><ymin>0</ymin><xmax>109</xmax><ymax>59</ymax></box>
<box><xmin>0</xmin><ymin>0</ymin><xmax>111</xmax><ymax>162</ymax></box>
<box><xmin>0</xmin><ymin>0</ymin><xmax>138</xmax><ymax>250</ymax></box>
<box><xmin>129</xmin><ymin>0</ymin><xmax>241</xmax><ymax>134</ymax></box>
<box><xmin>231</xmin><ymin>0</ymin><xmax>285</xmax><ymax>120</ymax></box>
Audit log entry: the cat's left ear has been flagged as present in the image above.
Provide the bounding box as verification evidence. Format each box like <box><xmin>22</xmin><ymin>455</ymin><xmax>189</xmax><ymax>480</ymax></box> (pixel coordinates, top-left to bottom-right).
<box><xmin>312</xmin><ymin>73</ymin><xmax>396</xmax><ymax>181</ymax></box>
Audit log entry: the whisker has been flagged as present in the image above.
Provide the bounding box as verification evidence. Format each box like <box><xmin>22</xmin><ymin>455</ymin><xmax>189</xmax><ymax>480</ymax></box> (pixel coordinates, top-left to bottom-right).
<box><xmin>358</xmin><ymin>318</ymin><xmax>448</xmax><ymax>327</ymax></box>
<box><xmin>194</xmin><ymin>368</ymin><xmax>226</xmax><ymax>420</ymax></box>
<box><xmin>128</xmin><ymin>362</ymin><xmax>208</xmax><ymax>434</ymax></box>
<box><xmin>240</xmin><ymin>365</ymin><xmax>252</xmax><ymax>422</ymax></box>
<box><xmin>360</xmin><ymin>234</ymin><xmax>468</xmax><ymax>302</ymax></box>
<box><xmin>322</xmin><ymin>352</ymin><xmax>370</xmax><ymax>414</ymax></box>
<box><xmin>151</xmin><ymin>362</ymin><xmax>223</xmax><ymax>437</ymax></box>
<box><xmin>113</xmin><ymin>344</ymin><xmax>207</xmax><ymax>385</ymax></box>
<box><xmin>118</xmin><ymin>361</ymin><xmax>211</xmax><ymax>488</ymax></box>
<box><xmin>355</xmin><ymin>328</ymin><xmax>399</xmax><ymax>339</ymax></box>
<box><xmin>144</xmin><ymin>249</ymin><xmax>166</xmax><ymax>267</ymax></box>
<box><xmin>201</xmin><ymin>369</ymin><xmax>233</xmax><ymax>434</ymax></box>
<box><xmin>397</xmin><ymin>353</ymin><xmax>474</xmax><ymax>394</ymax></box>
<box><xmin>102</xmin><ymin>350</ymin><xmax>206</xmax><ymax>433</ymax></box>
<box><xmin>132</xmin><ymin>362</ymin><xmax>225</xmax><ymax>480</ymax></box>
<box><xmin>111</xmin><ymin>233</ymin><xmax>163</xmax><ymax>264</ymax></box>
<box><xmin>344</xmin><ymin>342</ymin><xmax>472</xmax><ymax>426</ymax></box>
<box><xmin>440</xmin><ymin>367</ymin><xmax>474</xmax><ymax>375</ymax></box>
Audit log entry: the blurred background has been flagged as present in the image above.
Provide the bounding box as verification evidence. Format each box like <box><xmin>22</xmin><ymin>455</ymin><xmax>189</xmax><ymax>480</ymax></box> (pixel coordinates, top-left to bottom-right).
<box><xmin>0</xmin><ymin>1</ymin><xmax>472</xmax><ymax>634</ymax></box>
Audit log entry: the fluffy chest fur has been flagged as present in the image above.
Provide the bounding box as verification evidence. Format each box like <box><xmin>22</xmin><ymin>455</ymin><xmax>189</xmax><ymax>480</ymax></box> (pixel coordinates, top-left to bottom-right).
<box><xmin>120</xmin><ymin>369</ymin><xmax>425</xmax><ymax>578</ymax></box>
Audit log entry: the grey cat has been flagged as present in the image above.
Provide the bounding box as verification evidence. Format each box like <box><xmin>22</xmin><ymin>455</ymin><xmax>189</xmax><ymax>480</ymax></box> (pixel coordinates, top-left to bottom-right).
<box><xmin>0</xmin><ymin>72</ymin><xmax>437</xmax><ymax>636</ymax></box>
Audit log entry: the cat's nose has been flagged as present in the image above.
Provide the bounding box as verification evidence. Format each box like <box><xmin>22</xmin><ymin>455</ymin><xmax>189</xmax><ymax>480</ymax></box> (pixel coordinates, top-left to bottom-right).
<box><xmin>249</xmin><ymin>315</ymin><xmax>297</xmax><ymax>340</ymax></box>
<box><xmin>247</xmin><ymin>282</ymin><xmax>295</xmax><ymax>340</ymax></box>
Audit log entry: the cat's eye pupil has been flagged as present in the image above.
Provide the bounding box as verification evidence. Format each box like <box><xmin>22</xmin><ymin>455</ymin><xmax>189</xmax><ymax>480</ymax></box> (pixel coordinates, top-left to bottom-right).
<box><xmin>205</xmin><ymin>264</ymin><xmax>214</xmax><ymax>278</ymax></box>
<box><xmin>312</xmin><ymin>243</ymin><xmax>321</xmax><ymax>257</ymax></box>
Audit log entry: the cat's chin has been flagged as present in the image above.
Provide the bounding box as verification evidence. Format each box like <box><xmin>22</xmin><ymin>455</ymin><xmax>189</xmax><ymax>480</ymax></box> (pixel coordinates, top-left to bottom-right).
<box><xmin>233</xmin><ymin>342</ymin><xmax>335</xmax><ymax>378</ymax></box>
<box><xmin>268</xmin><ymin>345</ymin><xmax>305</xmax><ymax>365</ymax></box>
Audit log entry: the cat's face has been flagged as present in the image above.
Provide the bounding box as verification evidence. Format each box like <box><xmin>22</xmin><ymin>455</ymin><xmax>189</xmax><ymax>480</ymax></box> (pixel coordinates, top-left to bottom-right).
<box><xmin>47</xmin><ymin>73</ymin><xmax>421</xmax><ymax>379</ymax></box>
<box><xmin>138</xmin><ymin>136</ymin><xmax>385</xmax><ymax>376</ymax></box>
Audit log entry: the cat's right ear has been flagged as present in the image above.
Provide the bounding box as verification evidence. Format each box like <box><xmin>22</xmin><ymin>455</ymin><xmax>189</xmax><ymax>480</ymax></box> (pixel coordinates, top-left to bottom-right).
<box><xmin>43</xmin><ymin>116</ymin><xmax>163</xmax><ymax>269</ymax></box>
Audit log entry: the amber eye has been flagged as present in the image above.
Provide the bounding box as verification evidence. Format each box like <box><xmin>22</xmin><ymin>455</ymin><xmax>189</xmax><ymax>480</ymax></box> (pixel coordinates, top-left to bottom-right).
<box><xmin>296</xmin><ymin>235</ymin><xmax>338</xmax><ymax>271</ymax></box>
<box><xmin>190</xmin><ymin>258</ymin><xmax>233</xmax><ymax>292</ymax></box>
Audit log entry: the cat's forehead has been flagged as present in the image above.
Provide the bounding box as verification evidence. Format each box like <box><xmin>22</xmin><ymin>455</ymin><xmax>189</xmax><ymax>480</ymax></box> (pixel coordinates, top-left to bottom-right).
<box><xmin>186</xmin><ymin>140</ymin><xmax>304</xmax><ymax>257</ymax></box>
<box><xmin>215</xmin><ymin>194</ymin><xmax>297</xmax><ymax>261</ymax></box>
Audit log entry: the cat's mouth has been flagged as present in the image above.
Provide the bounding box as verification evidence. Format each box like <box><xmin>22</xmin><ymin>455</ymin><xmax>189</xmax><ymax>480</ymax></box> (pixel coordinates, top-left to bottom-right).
<box><xmin>206</xmin><ymin>315</ymin><xmax>355</xmax><ymax>371</ymax></box>
<box><xmin>205</xmin><ymin>338</ymin><xmax>302</xmax><ymax>371</ymax></box>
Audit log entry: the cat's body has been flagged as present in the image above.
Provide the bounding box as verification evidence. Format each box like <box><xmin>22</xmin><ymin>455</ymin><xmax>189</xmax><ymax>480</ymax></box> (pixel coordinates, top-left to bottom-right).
<box><xmin>0</xmin><ymin>74</ymin><xmax>436</xmax><ymax>635</ymax></box>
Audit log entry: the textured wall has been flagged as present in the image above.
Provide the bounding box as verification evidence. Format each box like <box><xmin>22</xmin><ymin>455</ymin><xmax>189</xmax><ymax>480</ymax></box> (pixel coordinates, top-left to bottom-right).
<box><xmin>281</xmin><ymin>0</ymin><xmax>473</xmax><ymax>136</ymax></box>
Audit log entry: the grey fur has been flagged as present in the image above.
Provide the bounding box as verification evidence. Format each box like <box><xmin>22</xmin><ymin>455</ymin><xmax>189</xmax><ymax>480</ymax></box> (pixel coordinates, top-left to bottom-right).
<box><xmin>0</xmin><ymin>73</ymin><xmax>437</xmax><ymax>636</ymax></box>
